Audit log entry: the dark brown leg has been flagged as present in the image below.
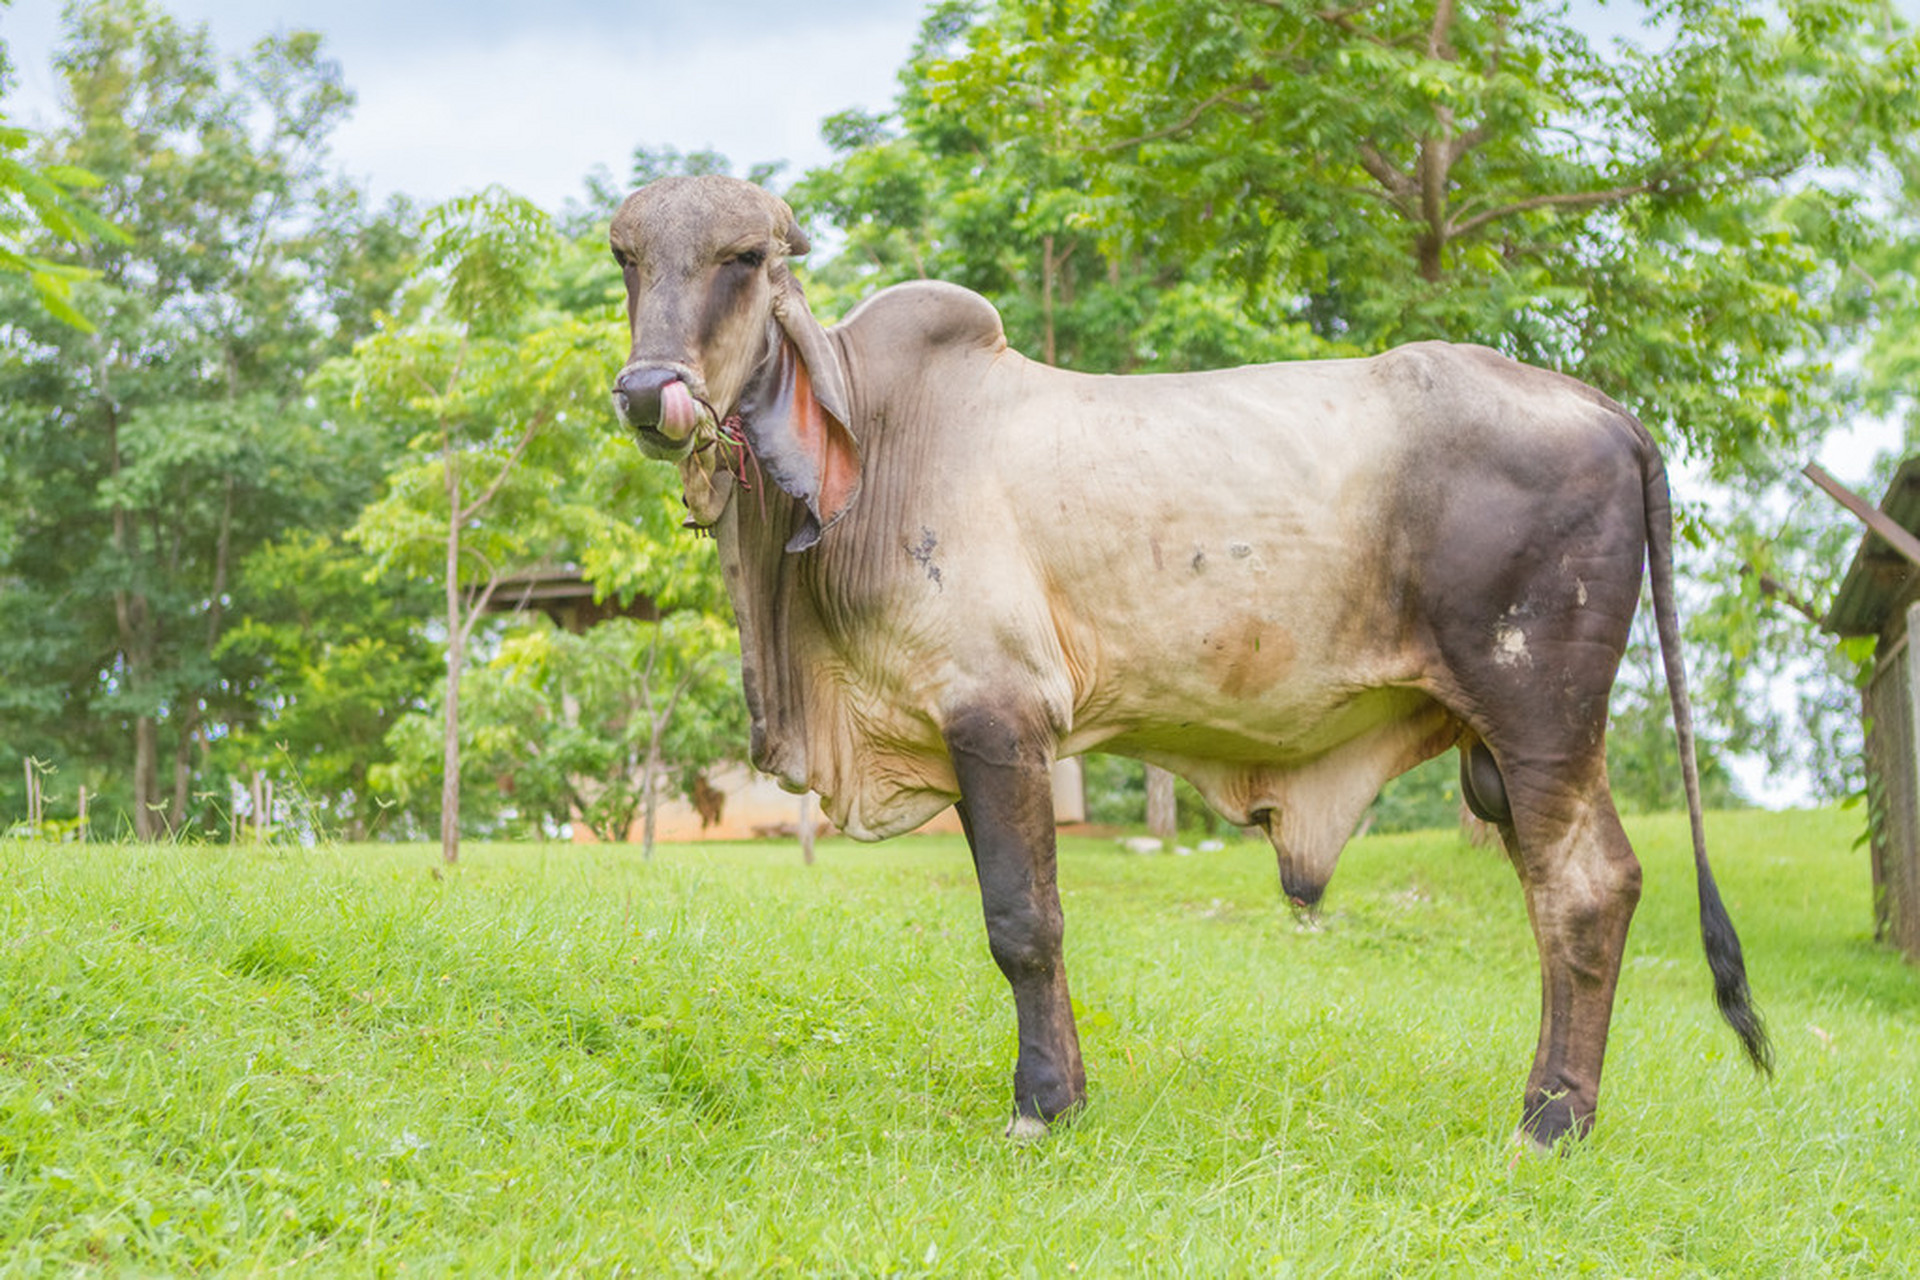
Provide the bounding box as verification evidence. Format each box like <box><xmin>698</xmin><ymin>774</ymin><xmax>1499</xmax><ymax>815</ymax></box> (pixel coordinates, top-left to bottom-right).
<box><xmin>945</xmin><ymin>705</ymin><xmax>1085</xmax><ymax>1134</ymax></box>
<box><xmin>1502</xmin><ymin>776</ymin><xmax>1643</xmax><ymax>1150</ymax></box>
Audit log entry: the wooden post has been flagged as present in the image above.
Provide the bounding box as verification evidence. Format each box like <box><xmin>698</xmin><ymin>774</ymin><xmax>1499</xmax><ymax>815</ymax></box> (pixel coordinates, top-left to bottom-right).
<box><xmin>1145</xmin><ymin>764</ymin><xmax>1177</xmax><ymax>843</ymax></box>
<box><xmin>798</xmin><ymin>792</ymin><xmax>816</xmax><ymax>866</ymax></box>
<box><xmin>1808</xmin><ymin>463</ymin><xmax>1920</xmax><ymax>569</ymax></box>
<box><xmin>1050</xmin><ymin>758</ymin><xmax>1086</xmax><ymax>824</ymax></box>
<box><xmin>1900</xmin><ymin>600</ymin><xmax>1920</xmax><ymax>955</ymax></box>
<box><xmin>76</xmin><ymin>786</ymin><xmax>87</xmax><ymax>841</ymax></box>
<box><xmin>24</xmin><ymin>759</ymin><xmax>39</xmax><ymax>830</ymax></box>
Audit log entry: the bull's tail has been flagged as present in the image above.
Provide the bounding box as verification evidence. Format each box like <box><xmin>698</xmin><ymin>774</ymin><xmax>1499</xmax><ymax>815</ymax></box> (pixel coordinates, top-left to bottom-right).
<box><xmin>1641</xmin><ymin>446</ymin><xmax>1775</xmax><ymax>1075</ymax></box>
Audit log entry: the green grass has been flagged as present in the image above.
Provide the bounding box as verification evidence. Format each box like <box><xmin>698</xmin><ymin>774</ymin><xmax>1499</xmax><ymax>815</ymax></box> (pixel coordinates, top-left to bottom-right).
<box><xmin>0</xmin><ymin>808</ymin><xmax>1913</xmax><ymax>1275</ymax></box>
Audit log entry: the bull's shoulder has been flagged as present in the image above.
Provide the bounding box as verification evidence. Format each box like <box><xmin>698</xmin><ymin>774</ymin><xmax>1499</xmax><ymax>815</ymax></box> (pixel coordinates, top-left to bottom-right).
<box><xmin>833</xmin><ymin>280</ymin><xmax>1008</xmax><ymax>358</ymax></box>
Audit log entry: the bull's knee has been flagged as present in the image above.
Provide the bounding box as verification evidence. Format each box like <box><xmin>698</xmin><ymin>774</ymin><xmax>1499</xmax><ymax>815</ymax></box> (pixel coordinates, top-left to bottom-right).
<box><xmin>1537</xmin><ymin>857</ymin><xmax>1641</xmax><ymax>982</ymax></box>
<box><xmin>983</xmin><ymin>901</ymin><xmax>1061</xmax><ymax>980</ymax></box>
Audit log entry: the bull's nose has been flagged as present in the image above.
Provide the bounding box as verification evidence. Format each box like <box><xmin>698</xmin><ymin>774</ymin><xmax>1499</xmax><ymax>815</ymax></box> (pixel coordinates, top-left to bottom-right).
<box><xmin>613</xmin><ymin>367</ymin><xmax>680</xmax><ymax>428</ymax></box>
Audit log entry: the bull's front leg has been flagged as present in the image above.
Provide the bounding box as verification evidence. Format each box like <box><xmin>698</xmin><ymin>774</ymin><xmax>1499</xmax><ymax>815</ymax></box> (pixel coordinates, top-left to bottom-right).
<box><xmin>945</xmin><ymin>705</ymin><xmax>1086</xmax><ymax>1137</ymax></box>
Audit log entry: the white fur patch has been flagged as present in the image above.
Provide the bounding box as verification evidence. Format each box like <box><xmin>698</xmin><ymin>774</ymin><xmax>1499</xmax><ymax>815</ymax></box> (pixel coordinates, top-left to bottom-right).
<box><xmin>1493</xmin><ymin>623</ymin><xmax>1532</xmax><ymax>668</ymax></box>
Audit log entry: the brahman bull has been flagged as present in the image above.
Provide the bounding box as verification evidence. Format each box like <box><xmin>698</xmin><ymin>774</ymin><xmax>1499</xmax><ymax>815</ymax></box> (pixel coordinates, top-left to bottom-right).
<box><xmin>608</xmin><ymin>175</ymin><xmax>1771</xmax><ymax>1149</ymax></box>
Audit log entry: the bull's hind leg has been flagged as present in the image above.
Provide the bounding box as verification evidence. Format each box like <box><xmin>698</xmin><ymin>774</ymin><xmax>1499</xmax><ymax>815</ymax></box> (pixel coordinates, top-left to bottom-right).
<box><xmin>1410</xmin><ymin>408</ymin><xmax>1653</xmax><ymax>1146</ymax></box>
<box><xmin>1448</xmin><ymin>669</ymin><xmax>1645</xmax><ymax>1147</ymax></box>
<box><xmin>945</xmin><ymin>703</ymin><xmax>1086</xmax><ymax>1136</ymax></box>
<box><xmin>1492</xmin><ymin>761</ymin><xmax>1644</xmax><ymax>1149</ymax></box>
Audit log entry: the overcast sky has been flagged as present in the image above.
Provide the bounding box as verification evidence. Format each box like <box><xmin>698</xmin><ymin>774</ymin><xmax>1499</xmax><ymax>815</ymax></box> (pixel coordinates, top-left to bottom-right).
<box><xmin>0</xmin><ymin>0</ymin><xmax>930</xmax><ymax>209</ymax></box>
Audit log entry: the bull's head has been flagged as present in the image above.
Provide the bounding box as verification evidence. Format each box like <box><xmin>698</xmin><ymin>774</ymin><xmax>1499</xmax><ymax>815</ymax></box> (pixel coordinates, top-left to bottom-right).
<box><xmin>610</xmin><ymin>175</ymin><xmax>860</xmax><ymax>552</ymax></box>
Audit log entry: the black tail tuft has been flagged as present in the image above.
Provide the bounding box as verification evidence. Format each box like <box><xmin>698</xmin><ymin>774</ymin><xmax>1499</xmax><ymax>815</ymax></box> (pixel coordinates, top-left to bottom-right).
<box><xmin>1697</xmin><ymin>864</ymin><xmax>1774</xmax><ymax>1075</ymax></box>
<box><xmin>1641</xmin><ymin>435</ymin><xmax>1773</xmax><ymax>1078</ymax></box>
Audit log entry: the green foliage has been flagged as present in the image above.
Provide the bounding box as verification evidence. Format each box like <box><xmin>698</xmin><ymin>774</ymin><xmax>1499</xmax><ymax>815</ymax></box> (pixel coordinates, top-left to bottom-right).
<box><xmin>372</xmin><ymin>614</ymin><xmax>746</xmax><ymax>844</ymax></box>
<box><xmin>336</xmin><ymin>184</ymin><xmax>734</xmax><ymax>857</ymax></box>
<box><xmin>0</xmin><ymin>1</ymin><xmax>124</xmax><ymax>327</ymax></box>
<box><xmin>1079</xmin><ymin>753</ymin><xmax>1145</xmax><ymax>827</ymax></box>
<box><xmin>212</xmin><ymin>533</ymin><xmax>440</xmax><ymax>841</ymax></box>
<box><xmin>425</xmin><ymin>188</ymin><xmax>556</xmax><ymax>337</ymax></box>
<box><xmin>338</xmin><ymin>192</ymin><xmax>712</xmax><ymax>616</ymax></box>
<box><xmin>0</xmin><ymin>809</ymin><xmax>1912</xmax><ymax>1271</ymax></box>
<box><xmin>1369</xmin><ymin>753</ymin><xmax>1470</xmax><ymax>836</ymax></box>
<box><xmin>1079</xmin><ymin>755</ymin><xmax>1243</xmax><ymax>837</ymax></box>
<box><xmin>0</xmin><ymin>0</ymin><xmax>418</xmax><ymax>836</ymax></box>
<box><xmin>975</xmin><ymin>0</ymin><xmax>1917</xmax><ymax>475</ymax></box>
<box><xmin>0</xmin><ymin>119</ymin><xmax>121</xmax><ymax>328</ymax></box>
<box><xmin>790</xmin><ymin>47</ymin><xmax>1328</xmax><ymax>373</ymax></box>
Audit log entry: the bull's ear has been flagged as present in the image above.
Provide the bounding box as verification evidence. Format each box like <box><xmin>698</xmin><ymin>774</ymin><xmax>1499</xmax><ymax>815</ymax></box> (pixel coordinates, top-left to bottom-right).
<box><xmin>743</xmin><ymin>273</ymin><xmax>861</xmax><ymax>553</ymax></box>
<box><xmin>771</xmin><ymin>265</ymin><xmax>850</xmax><ymax>426</ymax></box>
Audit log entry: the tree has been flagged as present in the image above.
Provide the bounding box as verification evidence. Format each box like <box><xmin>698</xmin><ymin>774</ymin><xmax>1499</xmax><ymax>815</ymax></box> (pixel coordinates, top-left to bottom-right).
<box><xmin>373</xmin><ymin>613</ymin><xmax>745</xmax><ymax>852</ymax></box>
<box><xmin>0</xmin><ymin>0</ymin><xmax>416</xmax><ymax>836</ymax></box>
<box><xmin>958</xmin><ymin>0</ymin><xmax>1916</xmax><ymax>473</ymax></box>
<box><xmin>0</xmin><ymin>0</ymin><xmax>124</xmax><ymax>329</ymax></box>
<box><xmin>340</xmin><ymin>191</ymin><xmax>727</xmax><ymax>860</ymax></box>
<box><xmin>212</xmin><ymin>532</ymin><xmax>440</xmax><ymax>840</ymax></box>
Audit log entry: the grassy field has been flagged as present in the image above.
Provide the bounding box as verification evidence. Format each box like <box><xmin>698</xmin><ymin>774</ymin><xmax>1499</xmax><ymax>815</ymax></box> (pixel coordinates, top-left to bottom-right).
<box><xmin>0</xmin><ymin>807</ymin><xmax>1913</xmax><ymax>1275</ymax></box>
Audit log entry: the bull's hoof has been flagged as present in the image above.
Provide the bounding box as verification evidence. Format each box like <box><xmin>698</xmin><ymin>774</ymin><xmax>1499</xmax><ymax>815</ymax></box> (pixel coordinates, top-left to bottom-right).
<box><xmin>1005</xmin><ymin>1113</ymin><xmax>1050</xmax><ymax>1141</ymax></box>
<box><xmin>1519</xmin><ymin>1089</ymin><xmax>1590</xmax><ymax>1153</ymax></box>
<box><xmin>1508</xmin><ymin>1129</ymin><xmax>1556</xmax><ymax>1167</ymax></box>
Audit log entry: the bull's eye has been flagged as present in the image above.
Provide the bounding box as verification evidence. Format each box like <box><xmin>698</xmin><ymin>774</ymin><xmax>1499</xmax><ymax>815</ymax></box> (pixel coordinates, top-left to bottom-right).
<box><xmin>729</xmin><ymin>248</ymin><xmax>767</xmax><ymax>269</ymax></box>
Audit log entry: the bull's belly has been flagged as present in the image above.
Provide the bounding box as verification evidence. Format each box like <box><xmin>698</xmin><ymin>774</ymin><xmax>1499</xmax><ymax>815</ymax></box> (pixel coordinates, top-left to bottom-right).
<box><xmin>1069</xmin><ymin>676</ymin><xmax>1455</xmax><ymax>830</ymax></box>
<box><xmin>1075</xmin><ymin>678</ymin><xmax>1431</xmax><ymax>764</ymax></box>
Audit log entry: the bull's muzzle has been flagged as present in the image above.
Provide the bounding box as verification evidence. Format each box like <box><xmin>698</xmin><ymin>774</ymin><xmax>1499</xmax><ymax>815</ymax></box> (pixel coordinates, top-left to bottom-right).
<box><xmin>613</xmin><ymin>366</ymin><xmax>707</xmax><ymax>452</ymax></box>
<box><xmin>613</xmin><ymin>366</ymin><xmax>683</xmax><ymax>429</ymax></box>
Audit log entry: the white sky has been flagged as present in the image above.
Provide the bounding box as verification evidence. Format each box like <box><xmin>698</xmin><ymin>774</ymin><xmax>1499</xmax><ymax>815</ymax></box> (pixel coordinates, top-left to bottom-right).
<box><xmin>0</xmin><ymin>0</ymin><xmax>929</xmax><ymax>209</ymax></box>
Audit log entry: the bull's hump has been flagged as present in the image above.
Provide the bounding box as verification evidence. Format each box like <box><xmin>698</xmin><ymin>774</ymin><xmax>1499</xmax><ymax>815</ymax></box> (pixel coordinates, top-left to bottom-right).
<box><xmin>836</xmin><ymin>281</ymin><xmax>1007</xmax><ymax>356</ymax></box>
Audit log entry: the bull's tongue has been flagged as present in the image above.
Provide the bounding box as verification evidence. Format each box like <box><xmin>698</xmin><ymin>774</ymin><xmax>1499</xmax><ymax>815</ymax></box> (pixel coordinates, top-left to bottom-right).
<box><xmin>660</xmin><ymin>380</ymin><xmax>700</xmax><ymax>439</ymax></box>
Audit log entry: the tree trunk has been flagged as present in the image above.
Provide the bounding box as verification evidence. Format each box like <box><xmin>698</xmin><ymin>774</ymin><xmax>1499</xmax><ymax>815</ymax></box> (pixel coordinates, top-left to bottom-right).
<box><xmin>1145</xmin><ymin>764</ymin><xmax>1177</xmax><ymax>843</ymax></box>
<box><xmin>1041</xmin><ymin>233</ymin><xmax>1058</xmax><ymax>366</ymax></box>
<box><xmin>640</xmin><ymin>740</ymin><xmax>662</xmax><ymax>862</ymax></box>
<box><xmin>133</xmin><ymin>714</ymin><xmax>160</xmax><ymax>840</ymax></box>
<box><xmin>440</xmin><ymin>455</ymin><xmax>464</xmax><ymax>866</ymax></box>
<box><xmin>440</xmin><ymin>588</ymin><xmax>463</xmax><ymax>864</ymax></box>
<box><xmin>171</xmin><ymin>719</ymin><xmax>195</xmax><ymax>835</ymax></box>
<box><xmin>105</xmin><ymin>391</ymin><xmax>166</xmax><ymax>841</ymax></box>
<box><xmin>164</xmin><ymin>474</ymin><xmax>234</xmax><ymax>839</ymax></box>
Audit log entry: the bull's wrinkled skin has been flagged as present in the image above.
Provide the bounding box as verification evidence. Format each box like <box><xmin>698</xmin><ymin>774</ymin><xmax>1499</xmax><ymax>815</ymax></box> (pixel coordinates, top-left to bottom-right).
<box><xmin>608</xmin><ymin>175</ymin><xmax>1772</xmax><ymax>1148</ymax></box>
